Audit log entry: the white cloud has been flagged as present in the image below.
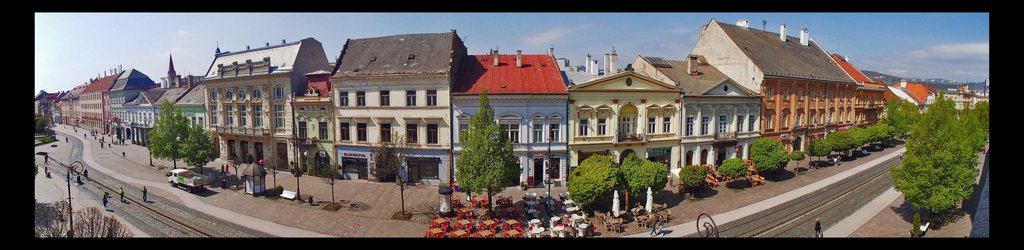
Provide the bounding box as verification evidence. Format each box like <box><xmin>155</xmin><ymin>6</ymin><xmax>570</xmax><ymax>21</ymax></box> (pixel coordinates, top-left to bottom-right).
<box><xmin>860</xmin><ymin>42</ymin><xmax>988</xmax><ymax>81</ymax></box>
<box><xmin>176</xmin><ymin>29</ymin><xmax>189</xmax><ymax>36</ymax></box>
<box><xmin>907</xmin><ymin>43</ymin><xmax>988</xmax><ymax>62</ymax></box>
<box><xmin>887</xmin><ymin>69</ymin><xmax>908</xmax><ymax>75</ymax></box>
<box><xmin>521</xmin><ymin>24</ymin><xmax>593</xmax><ymax>46</ymax></box>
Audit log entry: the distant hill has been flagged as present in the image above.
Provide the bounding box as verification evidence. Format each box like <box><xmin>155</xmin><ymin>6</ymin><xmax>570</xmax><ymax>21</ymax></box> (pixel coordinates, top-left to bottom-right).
<box><xmin>861</xmin><ymin>70</ymin><xmax>987</xmax><ymax>93</ymax></box>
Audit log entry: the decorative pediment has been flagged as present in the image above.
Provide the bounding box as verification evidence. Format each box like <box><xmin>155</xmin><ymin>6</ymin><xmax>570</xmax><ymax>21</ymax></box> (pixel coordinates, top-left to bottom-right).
<box><xmin>568</xmin><ymin>71</ymin><xmax>681</xmax><ymax>92</ymax></box>
<box><xmin>702</xmin><ymin>80</ymin><xmax>757</xmax><ymax>96</ymax></box>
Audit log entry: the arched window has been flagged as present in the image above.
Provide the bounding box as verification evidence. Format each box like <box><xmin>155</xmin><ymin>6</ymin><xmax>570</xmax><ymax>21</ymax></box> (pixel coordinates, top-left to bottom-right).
<box><xmin>238</xmin><ymin>90</ymin><xmax>247</xmax><ymax>100</ymax></box>
<box><xmin>209</xmin><ymin>90</ymin><xmax>218</xmax><ymax>102</ymax></box>
<box><xmin>225</xmin><ymin>91</ymin><xmax>233</xmax><ymax>100</ymax></box>
<box><xmin>252</xmin><ymin>90</ymin><xmax>262</xmax><ymax>100</ymax></box>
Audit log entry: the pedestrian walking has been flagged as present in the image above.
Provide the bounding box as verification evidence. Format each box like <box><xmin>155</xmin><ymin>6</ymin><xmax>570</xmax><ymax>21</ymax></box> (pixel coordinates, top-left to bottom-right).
<box><xmin>649</xmin><ymin>220</ymin><xmax>658</xmax><ymax>237</ymax></box>
<box><xmin>102</xmin><ymin>193</ymin><xmax>109</xmax><ymax>208</ymax></box>
<box><xmin>657</xmin><ymin>221</ymin><xmax>666</xmax><ymax>236</ymax></box>
<box><xmin>83</xmin><ymin>169</ymin><xmax>89</xmax><ymax>179</ymax></box>
<box><xmin>118</xmin><ymin>187</ymin><xmax>126</xmax><ymax>202</ymax></box>
<box><xmin>815</xmin><ymin>219</ymin><xmax>823</xmax><ymax>238</ymax></box>
<box><xmin>142</xmin><ymin>186</ymin><xmax>148</xmax><ymax>202</ymax></box>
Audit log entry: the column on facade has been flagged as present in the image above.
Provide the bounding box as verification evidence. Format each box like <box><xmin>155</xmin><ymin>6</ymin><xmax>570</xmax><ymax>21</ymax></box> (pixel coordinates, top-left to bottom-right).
<box><xmin>695</xmin><ymin>105</ymin><xmax>702</xmax><ymax>137</ymax></box>
<box><xmin>708</xmin><ymin>147</ymin><xmax>716</xmax><ymax>168</ymax></box>
<box><xmin>742</xmin><ymin>142</ymin><xmax>749</xmax><ymax>159</ymax></box>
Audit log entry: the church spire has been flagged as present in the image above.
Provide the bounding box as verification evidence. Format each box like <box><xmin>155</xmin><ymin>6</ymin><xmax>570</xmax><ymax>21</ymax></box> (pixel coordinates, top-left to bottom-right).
<box><xmin>168</xmin><ymin>53</ymin><xmax>177</xmax><ymax>77</ymax></box>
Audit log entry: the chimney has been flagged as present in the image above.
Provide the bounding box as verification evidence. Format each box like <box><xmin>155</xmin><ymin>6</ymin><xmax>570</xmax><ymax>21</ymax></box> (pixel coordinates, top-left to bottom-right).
<box><xmin>282</xmin><ymin>39</ymin><xmax>286</xmax><ymax>44</ymax></box>
<box><xmin>900</xmin><ymin>79</ymin><xmax>908</xmax><ymax>88</ymax></box>
<box><xmin>779</xmin><ymin>24</ymin><xmax>787</xmax><ymax>42</ymax></box>
<box><xmin>800</xmin><ymin>28</ymin><xmax>809</xmax><ymax>46</ymax></box>
<box><xmin>609</xmin><ymin>48</ymin><xmax>618</xmax><ymax>75</ymax></box>
<box><xmin>246</xmin><ymin>45</ymin><xmax>250</xmax><ymax>50</ymax></box>
<box><xmin>548</xmin><ymin>46</ymin><xmax>554</xmax><ymax>57</ymax></box>
<box><xmin>688</xmin><ymin>55</ymin><xmax>698</xmax><ymax>76</ymax></box>
<box><xmin>845</xmin><ymin>56</ymin><xmax>850</xmax><ymax>62</ymax></box>
<box><xmin>493</xmin><ymin>50</ymin><xmax>499</xmax><ymax>66</ymax></box>
<box><xmin>516</xmin><ymin>50</ymin><xmax>522</xmax><ymax>67</ymax></box>
<box><xmin>603</xmin><ymin>53</ymin><xmax>610</xmax><ymax>76</ymax></box>
<box><xmin>590</xmin><ymin>60</ymin><xmax>598</xmax><ymax>76</ymax></box>
<box><xmin>585</xmin><ymin>53</ymin><xmax>592</xmax><ymax>72</ymax></box>
<box><xmin>266</xmin><ymin>42</ymin><xmax>270</xmax><ymax>47</ymax></box>
<box><xmin>737</xmin><ymin>19</ymin><xmax>749</xmax><ymax>29</ymax></box>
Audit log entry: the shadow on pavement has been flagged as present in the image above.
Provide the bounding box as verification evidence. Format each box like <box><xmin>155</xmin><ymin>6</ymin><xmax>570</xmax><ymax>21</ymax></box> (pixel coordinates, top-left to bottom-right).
<box><xmin>725</xmin><ymin>179</ymin><xmax>751</xmax><ymax>190</ymax></box>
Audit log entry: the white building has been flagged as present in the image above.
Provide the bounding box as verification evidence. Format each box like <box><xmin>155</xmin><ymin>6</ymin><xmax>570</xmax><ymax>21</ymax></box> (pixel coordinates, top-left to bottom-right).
<box><xmin>332</xmin><ymin>31</ymin><xmax>467</xmax><ymax>185</ymax></box>
<box><xmin>452</xmin><ymin>50</ymin><xmax>569</xmax><ymax>187</ymax></box>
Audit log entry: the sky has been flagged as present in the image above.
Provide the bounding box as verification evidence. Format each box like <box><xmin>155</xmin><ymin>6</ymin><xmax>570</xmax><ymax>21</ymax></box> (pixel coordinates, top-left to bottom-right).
<box><xmin>35</xmin><ymin>13</ymin><xmax>989</xmax><ymax>95</ymax></box>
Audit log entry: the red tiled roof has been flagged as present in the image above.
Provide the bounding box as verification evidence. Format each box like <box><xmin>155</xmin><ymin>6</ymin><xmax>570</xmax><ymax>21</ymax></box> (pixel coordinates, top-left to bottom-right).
<box><xmin>82</xmin><ymin>74</ymin><xmax>120</xmax><ymax>93</ymax></box>
<box><xmin>304</xmin><ymin>72</ymin><xmax>331</xmax><ymax>97</ymax></box>
<box><xmin>904</xmin><ymin>83</ymin><xmax>932</xmax><ymax>104</ymax></box>
<box><xmin>453</xmin><ymin>54</ymin><xmax>567</xmax><ymax>95</ymax></box>
<box><xmin>831</xmin><ymin>54</ymin><xmax>872</xmax><ymax>83</ymax></box>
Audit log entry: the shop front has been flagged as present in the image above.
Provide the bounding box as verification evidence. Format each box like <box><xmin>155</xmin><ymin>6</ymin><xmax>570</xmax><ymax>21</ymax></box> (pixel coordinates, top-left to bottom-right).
<box><xmin>646</xmin><ymin>147</ymin><xmax>672</xmax><ymax>172</ymax></box>
<box><xmin>403</xmin><ymin>149</ymin><xmax>447</xmax><ymax>185</ymax></box>
<box><xmin>338</xmin><ymin>147</ymin><xmax>372</xmax><ymax>180</ymax></box>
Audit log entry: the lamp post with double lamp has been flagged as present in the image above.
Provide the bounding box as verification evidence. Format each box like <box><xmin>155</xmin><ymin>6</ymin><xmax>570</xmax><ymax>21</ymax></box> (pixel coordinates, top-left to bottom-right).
<box><xmin>65</xmin><ymin>160</ymin><xmax>86</xmax><ymax>237</ymax></box>
<box><xmin>545</xmin><ymin>136</ymin><xmax>554</xmax><ymax>211</ymax></box>
<box><xmin>173</xmin><ymin>136</ymin><xmax>180</xmax><ymax>169</ymax></box>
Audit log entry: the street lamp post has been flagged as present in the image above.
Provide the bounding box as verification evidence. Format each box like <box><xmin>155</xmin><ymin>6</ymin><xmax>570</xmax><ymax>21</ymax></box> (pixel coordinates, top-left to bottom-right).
<box><xmin>545</xmin><ymin>136</ymin><xmax>554</xmax><ymax>211</ymax></box>
<box><xmin>173</xmin><ymin>136</ymin><xmax>180</xmax><ymax>169</ymax></box>
<box><xmin>66</xmin><ymin>160</ymin><xmax>85</xmax><ymax>238</ymax></box>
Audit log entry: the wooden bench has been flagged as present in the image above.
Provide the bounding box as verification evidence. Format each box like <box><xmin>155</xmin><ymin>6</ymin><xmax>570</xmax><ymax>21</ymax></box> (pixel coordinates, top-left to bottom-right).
<box><xmin>280</xmin><ymin>190</ymin><xmax>297</xmax><ymax>200</ymax></box>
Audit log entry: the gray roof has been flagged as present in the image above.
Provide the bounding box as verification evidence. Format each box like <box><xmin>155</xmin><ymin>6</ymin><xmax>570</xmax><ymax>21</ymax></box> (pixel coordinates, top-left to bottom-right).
<box><xmin>139</xmin><ymin>89</ymin><xmax>167</xmax><ymax>106</ymax></box>
<box><xmin>156</xmin><ymin>86</ymin><xmax>191</xmax><ymax>104</ymax></box>
<box><xmin>111</xmin><ymin>69</ymin><xmax>157</xmax><ymax>91</ymax></box>
<box><xmin>62</xmin><ymin>85</ymin><xmax>87</xmax><ymax>99</ymax></box>
<box><xmin>641</xmin><ymin>55</ymin><xmax>752</xmax><ymax>95</ymax></box>
<box><xmin>205</xmin><ymin>39</ymin><xmax>306</xmax><ymax>78</ymax></box>
<box><xmin>333</xmin><ymin>32</ymin><xmax>460</xmax><ymax>77</ymax></box>
<box><xmin>716</xmin><ymin>22</ymin><xmax>854</xmax><ymax>83</ymax></box>
<box><xmin>175</xmin><ymin>84</ymin><xmax>206</xmax><ymax>105</ymax></box>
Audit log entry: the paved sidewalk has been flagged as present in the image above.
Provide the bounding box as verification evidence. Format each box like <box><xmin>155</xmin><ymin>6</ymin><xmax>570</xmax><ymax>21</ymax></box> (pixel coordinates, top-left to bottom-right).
<box><xmin>56</xmin><ymin>126</ymin><xmax>330</xmax><ymax>237</ymax></box>
<box><xmin>35</xmin><ymin>158</ymin><xmax>150</xmax><ymax>237</ymax></box>
<box><xmin>824</xmin><ymin>187</ymin><xmax>901</xmax><ymax>237</ymax></box>
<box><xmin>626</xmin><ymin>147</ymin><xmax>906</xmax><ymax>237</ymax></box>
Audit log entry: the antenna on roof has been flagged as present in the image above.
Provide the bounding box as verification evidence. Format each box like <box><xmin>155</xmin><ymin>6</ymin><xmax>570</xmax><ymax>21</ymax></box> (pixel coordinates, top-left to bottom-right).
<box><xmin>762</xmin><ymin>20</ymin><xmax>767</xmax><ymax>30</ymax></box>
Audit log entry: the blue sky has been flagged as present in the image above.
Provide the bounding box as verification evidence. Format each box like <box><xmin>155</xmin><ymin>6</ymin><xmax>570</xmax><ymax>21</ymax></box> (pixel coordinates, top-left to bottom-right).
<box><xmin>35</xmin><ymin>13</ymin><xmax>988</xmax><ymax>95</ymax></box>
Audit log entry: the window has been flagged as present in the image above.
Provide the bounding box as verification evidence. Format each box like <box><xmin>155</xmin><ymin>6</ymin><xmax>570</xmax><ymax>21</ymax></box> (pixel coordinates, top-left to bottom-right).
<box><xmin>797</xmin><ymin>113</ymin><xmax>802</xmax><ymax>127</ymax></box>
<box><xmin>550</xmin><ymin>158</ymin><xmax>561</xmax><ymax>179</ymax></box>
<box><xmin>809</xmin><ymin>88</ymin><xmax>815</xmax><ymax>101</ymax></box>
<box><xmin>427</xmin><ymin>124</ymin><xmax>438</xmax><ymax>144</ymax></box>
<box><xmin>238</xmin><ymin>90</ymin><xmax>247</xmax><ymax>100</ymax></box>
<box><xmin>718</xmin><ymin>115</ymin><xmax>727</xmax><ymax>134</ymax></box>
<box><xmin>579</xmin><ymin>119</ymin><xmax>589</xmax><ymax>136</ymax></box>
<box><xmin>648</xmin><ymin>117</ymin><xmax>656</xmax><ymax>134</ymax></box>
<box><xmin>663</xmin><ymin>117</ymin><xmax>671</xmax><ymax>133</ymax></box>
<box><xmin>784</xmin><ymin>88</ymin><xmax>789</xmax><ymax>100</ymax></box>
<box><xmin>274</xmin><ymin>87</ymin><xmax>284</xmax><ymax>100</ymax></box>
<box><xmin>549</xmin><ymin>124</ymin><xmax>559</xmax><ymax>142</ymax></box>
<box><xmin>356</xmin><ymin>91</ymin><xmax>365</xmax><ymax>106</ymax></box>
<box><xmin>458</xmin><ymin>123</ymin><xmax>467</xmax><ymax>142</ymax></box>
<box><xmin>210</xmin><ymin>105</ymin><xmax>218</xmax><ymax>125</ymax></box>
<box><xmin>685</xmin><ymin>117</ymin><xmax>694</xmax><ymax>136</ymax></box>
<box><xmin>700</xmin><ymin>116</ymin><xmax>709</xmax><ymax>135</ymax></box>
<box><xmin>766</xmin><ymin>88</ymin><xmax>773</xmax><ymax>100</ymax></box>
<box><xmin>380</xmin><ymin>91</ymin><xmax>390</xmax><ymax>106</ymax></box>
<box><xmin>253</xmin><ymin>105</ymin><xmax>262</xmax><ymax>127</ymax></box>
<box><xmin>226</xmin><ymin>105</ymin><xmax>234</xmax><ymax>125</ymax></box>
<box><xmin>319</xmin><ymin>121</ymin><xmax>328</xmax><ymax>140</ymax></box>
<box><xmin>737</xmin><ymin>115</ymin><xmax>744</xmax><ymax>132</ymax></box>
<box><xmin>339</xmin><ymin>92</ymin><xmax>349</xmax><ymax>106</ymax></box>
<box><xmin>209</xmin><ymin>90</ymin><xmax>218</xmax><ymax>102</ymax></box>
<box><xmin>406</xmin><ymin>90</ymin><xmax>416</xmax><ymax>106</ymax></box>
<box><xmin>766</xmin><ymin>113</ymin><xmax>773</xmax><ymax>129</ymax></box>
<box><xmin>380</xmin><ymin>123</ymin><xmax>391</xmax><ymax>142</ymax></box>
<box><xmin>408</xmin><ymin>124</ymin><xmax>419</xmax><ymax>143</ymax></box>
<box><xmin>533</xmin><ymin>123</ymin><xmax>543</xmax><ymax>142</ymax></box>
<box><xmin>749</xmin><ymin>115</ymin><xmax>756</xmax><ymax>132</ymax></box>
<box><xmin>298</xmin><ymin>121</ymin><xmax>307</xmax><ymax>138</ymax></box>
<box><xmin>274</xmin><ymin>105</ymin><xmax>284</xmax><ymax>128</ymax></box>
<box><xmin>225</xmin><ymin>91</ymin><xmax>233</xmax><ymax>100</ymax></box>
<box><xmin>797</xmin><ymin>89</ymin><xmax>803</xmax><ymax>100</ymax></box>
<box><xmin>199</xmin><ymin>117</ymin><xmax>204</xmax><ymax>127</ymax></box>
<box><xmin>357</xmin><ymin>123</ymin><xmax>367</xmax><ymax>142</ymax></box>
<box><xmin>504</xmin><ymin>124</ymin><xmax>519</xmax><ymax>143</ymax></box>
<box><xmin>340</xmin><ymin>123</ymin><xmax>350</xmax><ymax>141</ymax></box>
<box><xmin>829</xmin><ymin>111</ymin><xmax>834</xmax><ymax>124</ymax></box>
<box><xmin>597</xmin><ymin>118</ymin><xmax>606</xmax><ymax>135</ymax></box>
<box><xmin>252</xmin><ymin>90</ymin><xmax>261</xmax><ymax>99</ymax></box>
<box><xmin>239</xmin><ymin>105</ymin><xmax>247</xmax><ymax>127</ymax></box>
<box><xmin>427</xmin><ymin>90</ymin><xmax>437</xmax><ymax>106</ymax></box>
<box><xmin>782</xmin><ymin>113</ymin><xmax>788</xmax><ymax>128</ymax></box>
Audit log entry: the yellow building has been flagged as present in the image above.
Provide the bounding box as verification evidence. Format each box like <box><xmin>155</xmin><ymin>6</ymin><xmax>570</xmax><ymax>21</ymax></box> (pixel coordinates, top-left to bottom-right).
<box><xmin>568</xmin><ymin>70</ymin><xmax>682</xmax><ymax>174</ymax></box>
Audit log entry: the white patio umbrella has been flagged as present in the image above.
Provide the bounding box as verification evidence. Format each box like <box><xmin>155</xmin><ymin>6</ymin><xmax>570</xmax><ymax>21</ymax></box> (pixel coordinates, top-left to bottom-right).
<box><xmin>612</xmin><ymin>190</ymin><xmax>621</xmax><ymax>217</ymax></box>
<box><xmin>645</xmin><ymin>187</ymin><xmax>654</xmax><ymax>213</ymax></box>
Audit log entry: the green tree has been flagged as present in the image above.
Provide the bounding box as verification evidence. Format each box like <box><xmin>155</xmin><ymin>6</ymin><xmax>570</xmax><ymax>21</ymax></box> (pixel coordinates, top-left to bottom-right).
<box><xmin>717</xmin><ymin>158</ymin><xmax>747</xmax><ymax>179</ymax></box>
<box><xmin>318</xmin><ymin>160</ymin><xmax>340</xmax><ymax>207</ymax></box>
<box><xmin>912</xmin><ymin>211</ymin><xmax>922</xmax><ymax>237</ymax></box>
<box><xmin>678</xmin><ymin>165</ymin><xmax>708</xmax><ymax>196</ymax></box>
<box><xmin>181</xmin><ymin>125</ymin><xmax>216</xmax><ymax>175</ymax></box>
<box><xmin>619</xmin><ymin>154</ymin><xmax>668</xmax><ymax>209</ymax></box>
<box><xmin>827</xmin><ymin>130</ymin><xmax>855</xmax><ymax>156</ymax></box>
<box><xmin>882</xmin><ymin>100</ymin><xmax>920</xmax><ymax>142</ymax></box>
<box><xmin>961</xmin><ymin>101</ymin><xmax>989</xmax><ymax>152</ymax></box>
<box><xmin>790</xmin><ymin>150</ymin><xmax>806</xmax><ymax>169</ymax></box>
<box><xmin>148</xmin><ymin>101</ymin><xmax>190</xmax><ymax>169</ymax></box>
<box><xmin>35</xmin><ymin>114</ymin><xmax>52</xmax><ymax>134</ymax></box>
<box><xmin>848</xmin><ymin>127</ymin><xmax>870</xmax><ymax>151</ymax></box>
<box><xmin>808</xmin><ymin>139</ymin><xmax>831</xmax><ymax>167</ymax></box>
<box><xmin>372</xmin><ymin>132</ymin><xmax>407</xmax><ymax>214</ymax></box>
<box><xmin>454</xmin><ymin>91</ymin><xmax>520</xmax><ymax>212</ymax></box>
<box><xmin>567</xmin><ymin>155</ymin><xmax>619</xmax><ymax>211</ymax></box>
<box><xmin>750</xmin><ymin>138</ymin><xmax>789</xmax><ymax>175</ymax></box>
<box><xmin>868</xmin><ymin>123</ymin><xmax>891</xmax><ymax>145</ymax></box>
<box><xmin>891</xmin><ymin>96</ymin><xmax>978</xmax><ymax>214</ymax></box>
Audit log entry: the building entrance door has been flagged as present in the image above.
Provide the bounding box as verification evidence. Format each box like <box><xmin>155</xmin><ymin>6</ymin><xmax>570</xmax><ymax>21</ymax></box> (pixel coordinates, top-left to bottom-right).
<box><xmin>533</xmin><ymin>158</ymin><xmax>545</xmax><ymax>187</ymax></box>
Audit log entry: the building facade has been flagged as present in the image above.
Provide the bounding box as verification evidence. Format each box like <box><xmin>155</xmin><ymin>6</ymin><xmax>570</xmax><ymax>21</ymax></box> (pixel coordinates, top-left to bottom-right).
<box><xmin>109</xmin><ymin>68</ymin><xmax>158</xmax><ymax>142</ymax></box>
<box><xmin>174</xmin><ymin>83</ymin><xmax>207</xmax><ymax>129</ymax></box>
<box><xmin>634</xmin><ymin>55</ymin><xmax>761</xmax><ymax>170</ymax></box>
<box><xmin>568</xmin><ymin>70</ymin><xmax>682</xmax><ymax>173</ymax></box>
<box><xmin>452</xmin><ymin>51</ymin><xmax>569</xmax><ymax>187</ymax></box>
<box><xmin>204</xmin><ymin>38</ymin><xmax>331</xmax><ymax>170</ymax></box>
<box><xmin>691</xmin><ymin>19</ymin><xmax>858</xmax><ymax>151</ymax></box>
<box><xmin>60</xmin><ymin>84</ymin><xmax>87</xmax><ymax>127</ymax></box>
<box><xmin>332</xmin><ymin>31</ymin><xmax>467</xmax><ymax>185</ymax></box>
<box><xmin>80</xmin><ymin>73</ymin><xmax>121</xmax><ymax>134</ymax></box>
<box><xmin>831</xmin><ymin>54</ymin><xmax>886</xmax><ymax>127</ymax></box>
<box><xmin>292</xmin><ymin>71</ymin><xmax>336</xmax><ymax>174</ymax></box>
<box><xmin>124</xmin><ymin>89</ymin><xmax>165</xmax><ymax>146</ymax></box>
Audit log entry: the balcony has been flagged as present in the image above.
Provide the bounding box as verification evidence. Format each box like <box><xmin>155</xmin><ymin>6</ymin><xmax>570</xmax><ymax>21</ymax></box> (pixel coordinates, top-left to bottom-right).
<box><xmin>213</xmin><ymin>125</ymin><xmax>271</xmax><ymax>136</ymax></box>
<box><xmin>714</xmin><ymin>131</ymin><xmax>737</xmax><ymax>142</ymax></box>
<box><xmin>615</xmin><ymin>133</ymin><xmax>646</xmax><ymax>145</ymax></box>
